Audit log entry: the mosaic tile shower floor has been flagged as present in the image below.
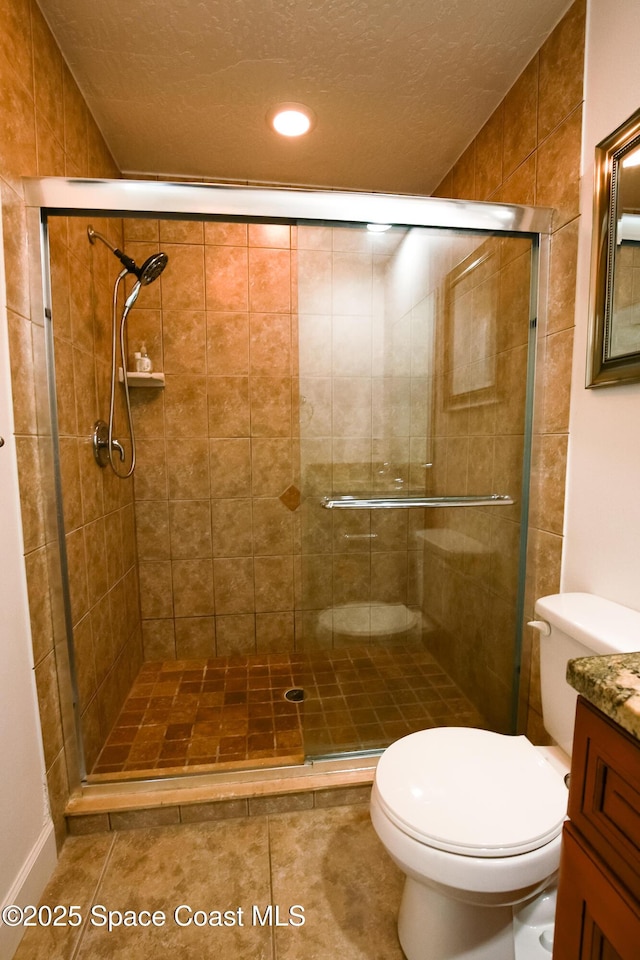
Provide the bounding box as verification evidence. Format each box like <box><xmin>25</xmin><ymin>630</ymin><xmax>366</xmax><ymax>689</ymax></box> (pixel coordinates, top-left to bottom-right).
<box><xmin>90</xmin><ymin>643</ymin><xmax>486</xmax><ymax>780</ymax></box>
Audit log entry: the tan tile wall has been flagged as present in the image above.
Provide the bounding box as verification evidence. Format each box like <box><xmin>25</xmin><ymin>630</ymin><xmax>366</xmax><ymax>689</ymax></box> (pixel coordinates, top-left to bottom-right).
<box><xmin>0</xmin><ymin>0</ymin><xmax>121</xmax><ymax>847</ymax></box>
<box><xmin>432</xmin><ymin>0</ymin><xmax>585</xmax><ymax>738</ymax></box>
<box><xmin>123</xmin><ymin>219</ymin><xmax>299</xmax><ymax>658</ymax></box>
<box><xmin>48</xmin><ymin>213</ymin><xmax>143</xmax><ymax>774</ymax></box>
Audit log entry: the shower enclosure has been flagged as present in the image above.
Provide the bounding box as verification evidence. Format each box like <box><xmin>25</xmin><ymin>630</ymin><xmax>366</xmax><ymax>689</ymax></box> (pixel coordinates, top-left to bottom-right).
<box><xmin>25</xmin><ymin>178</ymin><xmax>549</xmax><ymax>793</ymax></box>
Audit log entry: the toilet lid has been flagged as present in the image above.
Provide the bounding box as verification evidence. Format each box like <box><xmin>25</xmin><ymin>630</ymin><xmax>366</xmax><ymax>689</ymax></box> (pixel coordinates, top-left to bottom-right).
<box><xmin>375</xmin><ymin>728</ymin><xmax>567</xmax><ymax>857</ymax></box>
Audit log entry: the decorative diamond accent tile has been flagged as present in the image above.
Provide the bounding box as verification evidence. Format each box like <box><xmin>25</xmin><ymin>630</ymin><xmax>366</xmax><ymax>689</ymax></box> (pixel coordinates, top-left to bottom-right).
<box><xmin>279</xmin><ymin>484</ymin><xmax>301</xmax><ymax>511</ymax></box>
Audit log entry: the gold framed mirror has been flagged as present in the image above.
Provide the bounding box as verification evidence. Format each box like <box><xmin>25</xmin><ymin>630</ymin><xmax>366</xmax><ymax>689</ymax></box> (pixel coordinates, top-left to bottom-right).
<box><xmin>588</xmin><ymin>106</ymin><xmax>640</xmax><ymax>386</ymax></box>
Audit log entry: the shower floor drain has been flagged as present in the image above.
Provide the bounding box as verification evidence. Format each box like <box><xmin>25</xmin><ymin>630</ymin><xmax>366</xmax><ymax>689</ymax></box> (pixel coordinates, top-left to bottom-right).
<box><xmin>284</xmin><ymin>688</ymin><xmax>305</xmax><ymax>703</ymax></box>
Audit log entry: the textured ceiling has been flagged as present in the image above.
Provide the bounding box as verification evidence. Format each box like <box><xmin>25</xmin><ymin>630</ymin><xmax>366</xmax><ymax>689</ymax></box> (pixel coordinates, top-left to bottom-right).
<box><xmin>37</xmin><ymin>0</ymin><xmax>573</xmax><ymax>195</ymax></box>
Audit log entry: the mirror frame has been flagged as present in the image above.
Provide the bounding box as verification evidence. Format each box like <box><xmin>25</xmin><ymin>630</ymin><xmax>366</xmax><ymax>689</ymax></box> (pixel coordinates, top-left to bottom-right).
<box><xmin>587</xmin><ymin>106</ymin><xmax>640</xmax><ymax>387</ymax></box>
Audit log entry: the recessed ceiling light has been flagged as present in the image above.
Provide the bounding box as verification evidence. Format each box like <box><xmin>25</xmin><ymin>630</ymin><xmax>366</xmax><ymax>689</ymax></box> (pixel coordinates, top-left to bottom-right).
<box><xmin>367</xmin><ymin>223</ymin><xmax>392</xmax><ymax>232</ymax></box>
<box><xmin>268</xmin><ymin>102</ymin><xmax>316</xmax><ymax>137</ymax></box>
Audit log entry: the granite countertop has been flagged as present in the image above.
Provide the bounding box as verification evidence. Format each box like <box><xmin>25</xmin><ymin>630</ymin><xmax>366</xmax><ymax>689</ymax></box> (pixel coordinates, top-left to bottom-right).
<box><xmin>567</xmin><ymin>653</ymin><xmax>640</xmax><ymax>741</ymax></box>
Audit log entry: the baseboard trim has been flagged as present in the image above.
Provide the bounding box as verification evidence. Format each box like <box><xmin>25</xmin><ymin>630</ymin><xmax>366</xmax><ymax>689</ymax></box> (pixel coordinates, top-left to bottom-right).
<box><xmin>1</xmin><ymin>820</ymin><xmax>57</xmax><ymax>959</ymax></box>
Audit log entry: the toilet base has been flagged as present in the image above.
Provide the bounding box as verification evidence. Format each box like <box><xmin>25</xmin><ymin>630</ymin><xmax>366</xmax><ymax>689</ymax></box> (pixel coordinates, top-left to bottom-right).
<box><xmin>512</xmin><ymin>885</ymin><xmax>556</xmax><ymax>958</ymax></box>
<box><xmin>398</xmin><ymin>877</ymin><xmax>515</xmax><ymax>960</ymax></box>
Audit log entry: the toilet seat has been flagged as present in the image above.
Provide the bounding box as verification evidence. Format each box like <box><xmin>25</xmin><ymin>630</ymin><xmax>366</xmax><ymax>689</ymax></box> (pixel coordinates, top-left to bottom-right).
<box><xmin>375</xmin><ymin>728</ymin><xmax>567</xmax><ymax>858</ymax></box>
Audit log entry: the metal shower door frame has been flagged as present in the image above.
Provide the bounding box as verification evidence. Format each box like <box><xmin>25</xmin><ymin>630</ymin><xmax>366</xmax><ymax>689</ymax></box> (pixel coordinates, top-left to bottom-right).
<box><xmin>24</xmin><ymin>176</ymin><xmax>552</xmax><ymax>794</ymax></box>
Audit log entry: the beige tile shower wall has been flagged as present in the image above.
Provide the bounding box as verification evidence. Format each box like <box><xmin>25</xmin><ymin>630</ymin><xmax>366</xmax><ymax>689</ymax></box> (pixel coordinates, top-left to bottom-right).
<box><xmin>50</xmin><ymin>215</ymin><xmax>143</xmax><ymax>774</ymax></box>
<box><xmin>0</xmin><ymin>0</ymin><xmax>121</xmax><ymax>847</ymax></box>
<box><xmin>125</xmin><ymin>220</ymin><xmax>299</xmax><ymax>658</ymax></box>
<box><xmin>432</xmin><ymin>0</ymin><xmax>585</xmax><ymax>738</ymax></box>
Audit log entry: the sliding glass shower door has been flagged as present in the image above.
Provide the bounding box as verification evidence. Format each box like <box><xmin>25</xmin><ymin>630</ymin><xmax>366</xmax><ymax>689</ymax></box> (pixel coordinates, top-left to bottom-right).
<box><xmin>296</xmin><ymin>225</ymin><xmax>535</xmax><ymax>759</ymax></box>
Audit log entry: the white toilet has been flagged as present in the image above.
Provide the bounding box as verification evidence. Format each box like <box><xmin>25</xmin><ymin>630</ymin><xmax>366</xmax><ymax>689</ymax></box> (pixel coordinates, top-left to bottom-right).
<box><xmin>370</xmin><ymin>592</ymin><xmax>640</xmax><ymax>960</ymax></box>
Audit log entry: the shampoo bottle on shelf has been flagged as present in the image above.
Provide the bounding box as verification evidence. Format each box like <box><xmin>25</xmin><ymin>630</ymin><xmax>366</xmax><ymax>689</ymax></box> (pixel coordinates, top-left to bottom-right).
<box><xmin>136</xmin><ymin>342</ymin><xmax>153</xmax><ymax>373</ymax></box>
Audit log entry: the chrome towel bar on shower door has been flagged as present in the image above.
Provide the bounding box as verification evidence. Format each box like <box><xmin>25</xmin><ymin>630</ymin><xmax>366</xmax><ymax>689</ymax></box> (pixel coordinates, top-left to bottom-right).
<box><xmin>320</xmin><ymin>494</ymin><xmax>514</xmax><ymax>510</ymax></box>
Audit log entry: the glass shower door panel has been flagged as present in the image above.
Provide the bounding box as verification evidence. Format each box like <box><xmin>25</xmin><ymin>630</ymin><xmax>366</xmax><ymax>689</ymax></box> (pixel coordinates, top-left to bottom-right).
<box><xmin>296</xmin><ymin>225</ymin><xmax>535</xmax><ymax>758</ymax></box>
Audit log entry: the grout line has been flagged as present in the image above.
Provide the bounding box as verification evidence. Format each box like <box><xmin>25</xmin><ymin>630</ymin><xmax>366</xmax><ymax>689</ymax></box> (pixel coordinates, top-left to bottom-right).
<box><xmin>69</xmin><ymin>831</ymin><xmax>118</xmax><ymax>960</ymax></box>
<box><xmin>266</xmin><ymin>815</ymin><xmax>277</xmax><ymax>960</ymax></box>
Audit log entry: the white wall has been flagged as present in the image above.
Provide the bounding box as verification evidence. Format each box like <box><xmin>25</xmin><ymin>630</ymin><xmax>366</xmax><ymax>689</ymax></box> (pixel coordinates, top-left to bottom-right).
<box><xmin>562</xmin><ymin>0</ymin><xmax>640</xmax><ymax>610</ymax></box>
<box><xmin>0</xmin><ymin>221</ymin><xmax>57</xmax><ymax>956</ymax></box>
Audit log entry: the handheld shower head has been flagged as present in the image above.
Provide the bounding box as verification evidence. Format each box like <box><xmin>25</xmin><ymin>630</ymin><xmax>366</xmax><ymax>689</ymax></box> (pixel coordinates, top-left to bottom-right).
<box><xmin>123</xmin><ymin>280</ymin><xmax>142</xmax><ymax>315</ymax></box>
<box><xmin>87</xmin><ymin>226</ymin><xmax>168</xmax><ymax>285</ymax></box>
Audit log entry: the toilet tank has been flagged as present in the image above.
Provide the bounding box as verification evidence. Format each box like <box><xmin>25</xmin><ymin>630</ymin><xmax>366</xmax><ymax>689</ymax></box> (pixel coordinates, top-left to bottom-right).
<box><xmin>533</xmin><ymin>592</ymin><xmax>640</xmax><ymax>756</ymax></box>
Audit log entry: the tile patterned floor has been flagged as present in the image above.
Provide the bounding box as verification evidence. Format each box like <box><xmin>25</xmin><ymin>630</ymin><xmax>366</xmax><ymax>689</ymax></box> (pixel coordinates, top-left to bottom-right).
<box><xmin>303</xmin><ymin>642</ymin><xmax>486</xmax><ymax>757</ymax></box>
<box><xmin>90</xmin><ymin>644</ymin><xmax>486</xmax><ymax>780</ymax></box>
<box><xmin>90</xmin><ymin>655</ymin><xmax>305</xmax><ymax>780</ymax></box>
<box><xmin>13</xmin><ymin>805</ymin><xmax>405</xmax><ymax>960</ymax></box>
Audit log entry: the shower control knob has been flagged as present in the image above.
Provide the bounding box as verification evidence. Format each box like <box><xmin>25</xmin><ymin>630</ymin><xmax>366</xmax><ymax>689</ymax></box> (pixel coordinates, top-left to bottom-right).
<box><xmin>92</xmin><ymin>420</ymin><xmax>125</xmax><ymax>467</ymax></box>
<box><xmin>0</xmin><ymin>436</ymin><xmax>4</xmax><ymax>447</ymax></box>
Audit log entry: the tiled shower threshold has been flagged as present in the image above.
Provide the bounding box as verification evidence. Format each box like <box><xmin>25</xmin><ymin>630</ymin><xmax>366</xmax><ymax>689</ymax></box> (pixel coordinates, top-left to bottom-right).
<box><xmin>66</xmin><ymin>753</ymin><xmax>380</xmax><ymax>829</ymax></box>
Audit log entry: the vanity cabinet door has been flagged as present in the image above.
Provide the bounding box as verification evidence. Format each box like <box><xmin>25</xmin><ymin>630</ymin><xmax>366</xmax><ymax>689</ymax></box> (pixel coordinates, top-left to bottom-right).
<box><xmin>553</xmin><ymin>698</ymin><xmax>640</xmax><ymax>959</ymax></box>
<box><xmin>553</xmin><ymin>823</ymin><xmax>639</xmax><ymax>960</ymax></box>
<box><xmin>570</xmin><ymin>697</ymin><xmax>640</xmax><ymax>902</ymax></box>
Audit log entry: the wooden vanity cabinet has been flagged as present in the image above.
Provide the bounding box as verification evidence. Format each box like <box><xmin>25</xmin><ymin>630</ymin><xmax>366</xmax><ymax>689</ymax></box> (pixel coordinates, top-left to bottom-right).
<box><xmin>553</xmin><ymin>696</ymin><xmax>640</xmax><ymax>960</ymax></box>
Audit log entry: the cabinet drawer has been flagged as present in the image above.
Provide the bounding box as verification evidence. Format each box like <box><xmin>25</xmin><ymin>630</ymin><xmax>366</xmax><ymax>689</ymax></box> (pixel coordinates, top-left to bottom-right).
<box><xmin>569</xmin><ymin>697</ymin><xmax>640</xmax><ymax>901</ymax></box>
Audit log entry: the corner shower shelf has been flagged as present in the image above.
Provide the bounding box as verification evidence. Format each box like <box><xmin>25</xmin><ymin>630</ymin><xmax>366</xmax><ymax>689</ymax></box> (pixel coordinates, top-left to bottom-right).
<box><xmin>415</xmin><ymin>528</ymin><xmax>489</xmax><ymax>559</ymax></box>
<box><xmin>118</xmin><ymin>367</ymin><xmax>165</xmax><ymax>388</ymax></box>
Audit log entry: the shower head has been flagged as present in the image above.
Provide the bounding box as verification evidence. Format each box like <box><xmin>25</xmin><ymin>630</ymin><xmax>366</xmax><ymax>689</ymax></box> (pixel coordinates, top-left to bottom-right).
<box><xmin>138</xmin><ymin>252</ymin><xmax>168</xmax><ymax>285</ymax></box>
<box><xmin>87</xmin><ymin>226</ymin><xmax>168</xmax><ymax>285</ymax></box>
